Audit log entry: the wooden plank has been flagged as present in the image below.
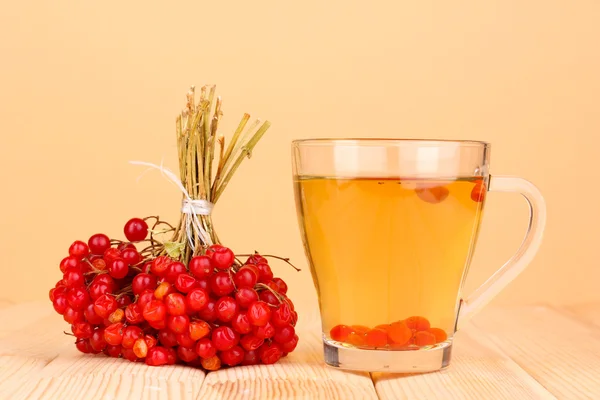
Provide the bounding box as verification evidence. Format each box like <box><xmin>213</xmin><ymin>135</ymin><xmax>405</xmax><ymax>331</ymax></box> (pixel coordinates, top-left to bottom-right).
<box><xmin>0</xmin><ymin>307</ymin><xmax>377</xmax><ymax>400</ymax></box>
<box><xmin>0</xmin><ymin>302</ymin><xmax>68</xmax><ymax>400</ymax></box>
<box><xmin>0</xmin><ymin>356</ymin><xmax>52</xmax><ymax>398</ymax></box>
<box><xmin>0</xmin><ymin>310</ymin><xmax>73</xmax><ymax>400</ymax></box>
<box><xmin>11</xmin><ymin>346</ymin><xmax>205</xmax><ymax>400</ymax></box>
<box><xmin>11</xmin><ymin>303</ymin><xmax>586</xmax><ymax>399</ymax></box>
<box><xmin>472</xmin><ymin>305</ymin><xmax>600</xmax><ymax>399</ymax></box>
<box><xmin>373</xmin><ymin>325</ymin><xmax>555</xmax><ymax>400</ymax></box>
<box><xmin>0</xmin><ymin>306</ymin><xmax>205</xmax><ymax>400</ymax></box>
<box><xmin>197</xmin><ymin>316</ymin><xmax>378</xmax><ymax>400</ymax></box>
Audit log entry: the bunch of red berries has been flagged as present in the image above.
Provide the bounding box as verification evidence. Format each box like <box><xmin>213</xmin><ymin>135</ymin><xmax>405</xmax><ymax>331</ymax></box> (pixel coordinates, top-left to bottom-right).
<box><xmin>49</xmin><ymin>217</ymin><xmax>299</xmax><ymax>369</ymax></box>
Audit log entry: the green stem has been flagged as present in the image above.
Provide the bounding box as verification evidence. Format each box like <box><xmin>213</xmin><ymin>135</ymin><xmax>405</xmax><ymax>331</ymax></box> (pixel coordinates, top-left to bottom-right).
<box><xmin>212</xmin><ymin>135</ymin><xmax>226</xmax><ymax>199</ymax></box>
<box><xmin>168</xmin><ymin>85</ymin><xmax>270</xmax><ymax>260</ymax></box>
<box><xmin>219</xmin><ymin>113</ymin><xmax>250</xmax><ymax>174</ymax></box>
<box><xmin>221</xmin><ymin>118</ymin><xmax>261</xmax><ymax>176</ymax></box>
<box><xmin>203</xmin><ymin>86</ymin><xmax>216</xmax><ymax>198</ymax></box>
<box><xmin>212</xmin><ymin>114</ymin><xmax>249</xmax><ymax>198</ymax></box>
<box><xmin>206</xmin><ymin>96</ymin><xmax>221</xmax><ymax>201</ymax></box>
<box><xmin>214</xmin><ymin>121</ymin><xmax>271</xmax><ymax>202</ymax></box>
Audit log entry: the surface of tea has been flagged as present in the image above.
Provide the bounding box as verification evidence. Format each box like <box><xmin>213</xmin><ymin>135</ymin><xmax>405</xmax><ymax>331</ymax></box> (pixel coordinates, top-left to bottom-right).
<box><xmin>295</xmin><ymin>177</ymin><xmax>485</xmax><ymax>349</ymax></box>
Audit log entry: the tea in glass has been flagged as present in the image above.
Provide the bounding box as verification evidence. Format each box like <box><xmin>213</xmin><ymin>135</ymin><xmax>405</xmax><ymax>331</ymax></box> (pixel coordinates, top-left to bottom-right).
<box><xmin>295</xmin><ymin>176</ymin><xmax>485</xmax><ymax>349</ymax></box>
<box><xmin>292</xmin><ymin>139</ymin><xmax>546</xmax><ymax>372</ymax></box>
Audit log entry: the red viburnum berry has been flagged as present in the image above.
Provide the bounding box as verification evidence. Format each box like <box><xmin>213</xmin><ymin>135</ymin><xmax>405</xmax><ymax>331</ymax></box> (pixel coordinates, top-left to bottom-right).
<box><xmin>93</xmin><ymin>294</ymin><xmax>117</xmax><ymax>319</ymax></box>
<box><xmin>271</xmin><ymin>303</ymin><xmax>293</xmax><ymax>327</ymax></box>
<box><xmin>175</xmin><ymin>273</ymin><xmax>198</xmax><ymax>293</ymax></box>
<box><xmin>124</xmin><ymin>218</ymin><xmax>148</xmax><ymax>242</ymax></box>
<box><xmin>88</xmin><ymin>234</ymin><xmax>110</xmax><ymax>255</ymax></box>
<box><xmin>220</xmin><ymin>345</ymin><xmax>244</xmax><ymax>366</ymax></box>
<box><xmin>212</xmin><ymin>326</ymin><xmax>239</xmax><ymax>351</ymax></box>
<box><xmin>165</xmin><ymin>262</ymin><xmax>186</xmax><ymax>284</ymax></box>
<box><xmin>206</xmin><ymin>244</ymin><xmax>235</xmax><ymax>270</ymax></box>
<box><xmin>195</xmin><ymin>338</ymin><xmax>217</xmax><ymax>359</ymax></box>
<box><xmin>235</xmin><ymin>288</ymin><xmax>259</xmax><ymax>309</ymax></box>
<box><xmin>259</xmin><ymin>342</ymin><xmax>283</xmax><ymax>365</ymax></box>
<box><xmin>59</xmin><ymin>256</ymin><xmax>80</xmax><ymax>273</ymax></box>
<box><xmin>69</xmin><ymin>240</ymin><xmax>89</xmax><ymax>260</ymax></box>
<box><xmin>247</xmin><ymin>301</ymin><xmax>271</xmax><ymax>327</ymax></box>
<box><xmin>210</xmin><ymin>272</ymin><xmax>235</xmax><ymax>296</ymax></box>
<box><xmin>150</xmin><ymin>256</ymin><xmax>172</xmax><ymax>277</ymax></box>
<box><xmin>189</xmin><ymin>255</ymin><xmax>212</xmax><ymax>278</ymax></box>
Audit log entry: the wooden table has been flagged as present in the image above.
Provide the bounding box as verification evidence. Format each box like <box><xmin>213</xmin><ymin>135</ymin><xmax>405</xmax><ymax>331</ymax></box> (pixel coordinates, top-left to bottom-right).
<box><xmin>1</xmin><ymin>301</ymin><xmax>599</xmax><ymax>399</ymax></box>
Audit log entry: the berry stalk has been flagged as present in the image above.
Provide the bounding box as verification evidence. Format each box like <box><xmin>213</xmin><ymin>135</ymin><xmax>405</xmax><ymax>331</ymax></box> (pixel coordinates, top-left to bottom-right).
<box><xmin>168</xmin><ymin>85</ymin><xmax>271</xmax><ymax>264</ymax></box>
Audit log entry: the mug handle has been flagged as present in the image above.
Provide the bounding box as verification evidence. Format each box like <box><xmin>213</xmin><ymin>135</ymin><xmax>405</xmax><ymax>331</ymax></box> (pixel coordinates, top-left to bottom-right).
<box><xmin>457</xmin><ymin>176</ymin><xmax>547</xmax><ymax>328</ymax></box>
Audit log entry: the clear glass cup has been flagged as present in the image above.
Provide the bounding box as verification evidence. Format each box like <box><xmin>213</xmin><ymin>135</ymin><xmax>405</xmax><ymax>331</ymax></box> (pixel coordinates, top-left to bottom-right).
<box><xmin>292</xmin><ymin>139</ymin><xmax>546</xmax><ymax>373</ymax></box>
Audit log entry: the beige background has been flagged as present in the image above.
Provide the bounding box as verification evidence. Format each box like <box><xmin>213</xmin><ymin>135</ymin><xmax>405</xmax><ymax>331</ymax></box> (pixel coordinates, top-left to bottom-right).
<box><xmin>0</xmin><ymin>1</ymin><xmax>598</xmax><ymax>317</ymax></box>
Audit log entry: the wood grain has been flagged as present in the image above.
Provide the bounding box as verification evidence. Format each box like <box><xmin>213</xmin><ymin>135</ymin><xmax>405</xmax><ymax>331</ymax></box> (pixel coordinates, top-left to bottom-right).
<box><xmin>473</xmin><ymin>305</ymin><xmax>600</xmax><ymax>399</ymax></box>
<box><xmin>197</xmin><ymin>317</ymin><xmax>378</xmax><ymax>400</ymax></box>
<box><xmin>0</xmin><ymin>308</ymin><xmax>206</xmax><ymax>400</ymax></box>
<box><xmin>0</xmin><ymin>304</ymin><xmax>377</xmax><ymax>400</ymax></box>
<box><xmin>15</xmin><ymin>347</ymin><xmax>205</xmax><ymax>400</ymax></box>
<box><xmin>0</xmin><ymin>303</ymin><xmax>71</xmax><ymax>399</ymax></box>
<box><xmin>0</xmin><ymin>311</ymin><xmax>72</xmax><ymax>400</ymax></box>
<box><xmin>4</xmin><ymin>302</ymin><xmax>600</xmax><ymax>399</ymax></box>
<box><xmin>373</xmin><ymin>325</ymin><xmax>555</xmax><ymax>400</ymax></box>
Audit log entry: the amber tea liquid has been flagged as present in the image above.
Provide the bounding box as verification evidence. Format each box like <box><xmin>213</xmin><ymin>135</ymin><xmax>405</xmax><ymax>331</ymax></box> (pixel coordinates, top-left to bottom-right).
<box><xmin>295</xmin><ymin>177</ymin><xmax>485</xmax><ymax>349</ymax></box>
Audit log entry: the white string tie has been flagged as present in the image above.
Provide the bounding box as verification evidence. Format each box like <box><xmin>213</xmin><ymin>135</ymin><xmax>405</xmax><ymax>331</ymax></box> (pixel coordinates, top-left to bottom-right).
<box><xmin>181</xmin><ymin>199</ymin><xmax>213</xmax><ymax>216</ymax></box>
<box><xmin>129</xmin><ymin>160</ymin><xmax>214</xmax><ymax>250</ymax></box>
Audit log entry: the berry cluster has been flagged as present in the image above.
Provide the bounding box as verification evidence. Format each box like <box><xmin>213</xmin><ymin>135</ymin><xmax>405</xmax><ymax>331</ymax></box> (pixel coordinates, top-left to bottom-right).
<box><xmin>50</xmin><ymin>217</ymin><xmax>299</xmax><ymax>369</ymax></box>
<box><xmin>330</xmin><ymin>316</ymin><xmax>447</xmax><ymax>349</ymax></box>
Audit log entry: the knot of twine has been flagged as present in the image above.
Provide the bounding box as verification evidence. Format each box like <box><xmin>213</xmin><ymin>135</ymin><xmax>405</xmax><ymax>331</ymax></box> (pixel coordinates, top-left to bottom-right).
<box><xmin>129</xmin><ymin>160</ymin><xmax>214</xmax><ymax>250</ymax></box>
<box><xmin>181</xmin><ymin>199</ymin><xmax>213</xmax><ymax>216</ymax></box>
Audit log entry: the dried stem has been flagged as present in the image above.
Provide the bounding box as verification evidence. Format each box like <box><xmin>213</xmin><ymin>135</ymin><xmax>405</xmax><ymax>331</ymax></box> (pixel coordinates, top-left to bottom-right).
<box><xmin>212</xmin><ymin>135</ymin><xmax>226</xmax><ymax>199</ymax></box>
<box><xmin>207</xmin><ymin>97</ymin><xmax>222</xmax><ymax>193</ymax></box>
<box><xmin>203</xmin><ymin>86</ymin><xmax>216</xmax><ymax>197</ymax></box>
<box><xmin>255</xmin><ymin>283</ymin><xmax>286</xmax><ymax>304</ymax></box>
<box><xmin>214</xmin><ymin>121</ymin><xmax>271</xmax><ymax>202</ymax></box>
<box><xmin>237</xmin><ymin>253</ymin><xmax>301</xmax><ymax>271</ymax></box>
<box><xmin>164</xmin><ymin>85</ymin><xmax>272</xmax><ymax>265</ymax></box>
<box><xmin>217</xmin><ymin>113</ymin><xmax>250</xmax><ymax>180</ymax></box>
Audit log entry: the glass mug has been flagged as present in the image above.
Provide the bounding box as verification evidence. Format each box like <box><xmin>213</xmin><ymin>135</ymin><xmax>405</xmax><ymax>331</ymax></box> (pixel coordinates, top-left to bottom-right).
<box><xmin>292</xmin><ymin>139</ymin><xmax>546</xmax><ymax>373</ymax></box>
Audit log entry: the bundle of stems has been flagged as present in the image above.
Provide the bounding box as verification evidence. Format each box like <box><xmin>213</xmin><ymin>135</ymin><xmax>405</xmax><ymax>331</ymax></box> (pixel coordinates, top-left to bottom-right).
<box><xmin>166</xmin><ymin>85</ymin><xmax>271</xmax><ymax>264</ymax></box>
